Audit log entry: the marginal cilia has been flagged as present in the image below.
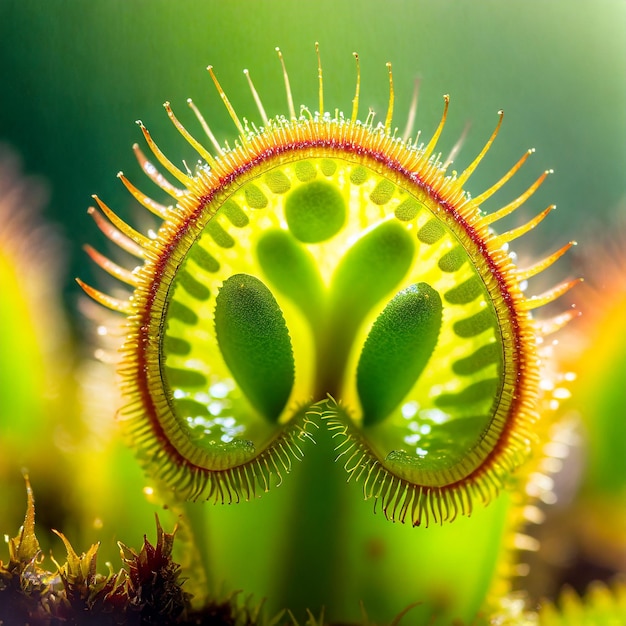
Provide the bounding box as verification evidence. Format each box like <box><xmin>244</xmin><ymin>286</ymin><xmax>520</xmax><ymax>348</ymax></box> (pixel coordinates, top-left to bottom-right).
<box><xmin>79</xmin><ymin>45</ymin><xmax>579</xmax><ymax>527</ymax></box>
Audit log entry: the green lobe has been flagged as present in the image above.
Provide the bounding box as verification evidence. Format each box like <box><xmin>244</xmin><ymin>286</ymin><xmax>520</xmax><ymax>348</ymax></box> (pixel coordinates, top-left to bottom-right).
<box><xmin>317</xmin><ymin>220</ymin><xmax>415</xmax><ymax>396</ymax></box>
<box><xmin>357</xmin><ymin>283</ymin><xmax>442</xmax><ymax>426</ymax></box>
<box><xmin>284</xmin><ymin>180</ymin><xmax>346</xmax><ymax>243</ymax></box>
<box><xmin>256</xmin><ymin>229</ymin><xmax>325</xmax><ymax>327</ymax></box>
<box><xmin>214</xmin><ymin>274</ymin><xmax>294</xmax><ymax>421</ymax></box>
<box><xmin>329</xmin><ymin>220</ymin><xmax>415</xmax><ymax>329</ymax></box>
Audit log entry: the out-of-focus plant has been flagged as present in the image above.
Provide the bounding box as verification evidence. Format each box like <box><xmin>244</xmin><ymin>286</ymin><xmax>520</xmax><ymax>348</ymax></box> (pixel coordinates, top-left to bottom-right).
<box><xmin>1</xmin><ymin>44</ymin><xmax>625</xmax><ymax>625</ymax></box>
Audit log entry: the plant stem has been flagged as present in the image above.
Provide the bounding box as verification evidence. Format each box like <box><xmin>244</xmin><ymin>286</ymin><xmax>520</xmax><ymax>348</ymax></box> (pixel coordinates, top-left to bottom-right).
<box><xmin>274</xmin><ymin>420</ymin><xmax>349</xmax><ymax>622</ymax></box>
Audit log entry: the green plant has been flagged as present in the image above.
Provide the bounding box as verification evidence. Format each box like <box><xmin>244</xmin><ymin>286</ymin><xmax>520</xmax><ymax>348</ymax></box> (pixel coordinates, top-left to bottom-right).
<box><xmin>1</xmin><ymin>47</ymin><xmax>624</xmax><ymax>625</ymax></box>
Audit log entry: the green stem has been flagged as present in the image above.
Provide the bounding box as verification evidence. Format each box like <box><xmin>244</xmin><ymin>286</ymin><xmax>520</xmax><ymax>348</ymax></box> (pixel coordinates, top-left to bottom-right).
<box><xmin>274</xmin><ymin>413</ymin><xmax>349</xmax><ymax>622</ymax></box>
<box><xmin>159</xmin><ymin>499</ymin><xmax>213</xmax><ymax>608</ymax></box>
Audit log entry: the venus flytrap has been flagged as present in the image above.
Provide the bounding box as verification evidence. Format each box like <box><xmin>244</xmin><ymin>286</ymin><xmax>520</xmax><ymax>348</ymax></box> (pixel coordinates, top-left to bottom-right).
<box><xmin>0</xmin><ymin>45</ymin><xmax>595</xmax><ymax>624</ymax></box>
<box><xmin>76</xmin><ymin>46</ymin><xmax>582</xmax><ymax>624</ymax></box>
<box><xmin>80</xmin><ymin>48</ymin><xmax>576</xmax><ymax>504</ymax></box>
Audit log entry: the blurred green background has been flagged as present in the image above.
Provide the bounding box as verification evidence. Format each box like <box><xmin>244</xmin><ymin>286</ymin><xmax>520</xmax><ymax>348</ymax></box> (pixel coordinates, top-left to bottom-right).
<box><xmin>1</xmin><ymin>0</ymin><xmax>625</xmax><ymax>307</ymax></box>
<box><xmin>1</xmin><ymin>1</ymin><xmax>625</xmax><ymax>620</ymax></box>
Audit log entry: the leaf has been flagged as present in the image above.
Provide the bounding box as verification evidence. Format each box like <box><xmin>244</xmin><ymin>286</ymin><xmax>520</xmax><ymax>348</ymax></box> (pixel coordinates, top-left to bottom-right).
<box><xmin>9</xmin><ymin>475</ymin><xmax>41</xmax><ymax>565</ymax></box>
<box><xmin>214</xmin><ymin>273</ymin><xmax>295</xmax><ymax>421</ymax></box>
<box><xmin>357</xmin><ymin>283</ymin><xmax>442</xmax><ymax>426</ymax></box>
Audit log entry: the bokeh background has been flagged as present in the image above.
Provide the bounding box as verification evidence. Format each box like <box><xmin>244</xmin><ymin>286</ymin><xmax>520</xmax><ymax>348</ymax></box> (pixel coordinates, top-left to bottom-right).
<box><xmin>1</xmin><ymin>0</ymin><xmax>625</xmax><ymax>619</ymax></box>
<box><xmin>2</xmin><ymin>0</ymin><xmax>625</xmax><ymax>299</ymax></box>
